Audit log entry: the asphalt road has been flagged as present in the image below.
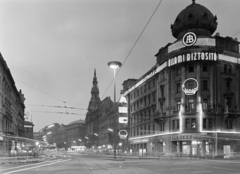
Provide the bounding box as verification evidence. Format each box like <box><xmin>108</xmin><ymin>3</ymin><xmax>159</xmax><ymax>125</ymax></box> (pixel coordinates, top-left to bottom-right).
<box><xmin>1</xmin><ymin>154</ymin><xmax>240</xmax><ymax>174</ymax></box>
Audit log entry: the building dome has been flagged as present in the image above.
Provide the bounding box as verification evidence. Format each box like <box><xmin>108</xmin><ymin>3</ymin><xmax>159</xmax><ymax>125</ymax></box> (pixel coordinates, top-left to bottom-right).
<box><xmin>171</xmin><ymin>0</ymin><xmax>218</xmax><ymax>39</ymax></box>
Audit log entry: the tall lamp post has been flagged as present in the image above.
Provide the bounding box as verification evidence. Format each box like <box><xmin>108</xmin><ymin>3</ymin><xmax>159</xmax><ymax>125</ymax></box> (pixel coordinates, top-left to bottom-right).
<box><xmin>108</xmin><ymin>61</ymin><xmax>122</xmax><ymax>159</ymax></box>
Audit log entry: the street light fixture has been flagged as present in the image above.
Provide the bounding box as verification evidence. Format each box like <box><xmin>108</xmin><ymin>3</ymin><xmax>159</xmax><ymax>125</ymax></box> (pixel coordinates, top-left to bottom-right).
<box><xmin>94</xmin><ymin>133</ymin><xmax>98</xmax><ymax>136</ymax></box>
<box><xmin>47</xmin><ymin>132</ymin><xmax>52</xmax><ymax>135</ymax></box>
<box><xmin>78</xmin><ymin>139</ymin><xmax>82</xmax><ymax>141</ymax></box>
<box><xmin>108</xmin><ymin>61</ymin><xmax>122</xmax><ymax>160</ymax></box>
<box><xmin>108</xmin><ymin>128</ymin><xmax>113</xmax><ymax>132</ymax></box>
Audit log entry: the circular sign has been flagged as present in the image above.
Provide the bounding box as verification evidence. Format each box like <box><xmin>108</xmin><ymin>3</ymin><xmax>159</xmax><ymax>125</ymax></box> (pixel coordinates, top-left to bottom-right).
<box><xmin>182</xmin><ymin>78</ymin><xmax>199</xmax><ymax>95</ymax></box>
<box><xmin>118</xmin><ymin>129</ymin><xmax>128</xmax><ymax>139</ymax></box>
<box><xmin>182</xmin><ymin>32</ymin><xmax>197</xmax><ymax>47</ymax></box>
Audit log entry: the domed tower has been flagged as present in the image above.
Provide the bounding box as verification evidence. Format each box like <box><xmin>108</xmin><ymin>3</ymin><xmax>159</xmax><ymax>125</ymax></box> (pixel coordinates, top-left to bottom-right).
<box><xmin>171</xmin><ymin>0</ymin><xmax>218</xmax><ymax>40</ymax></box>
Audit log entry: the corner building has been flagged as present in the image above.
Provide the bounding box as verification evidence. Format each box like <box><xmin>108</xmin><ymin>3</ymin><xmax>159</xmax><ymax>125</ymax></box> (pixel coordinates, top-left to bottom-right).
<box><xmin>124</xmin><ymin>1</ymin><xmax>240</xmax><ymax>157</ymax></box>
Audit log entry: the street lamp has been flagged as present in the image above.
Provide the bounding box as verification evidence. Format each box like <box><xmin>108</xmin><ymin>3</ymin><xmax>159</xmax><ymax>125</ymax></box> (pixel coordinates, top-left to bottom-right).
<box><xmin>108</xmin><ymin>128</ymin><xmax>113</xmax><ymax>132</ymax></box>
<box><xmin>108</xmin><ymin>61</ymin><xmax>122</xmax><ymax>160</ymax></box>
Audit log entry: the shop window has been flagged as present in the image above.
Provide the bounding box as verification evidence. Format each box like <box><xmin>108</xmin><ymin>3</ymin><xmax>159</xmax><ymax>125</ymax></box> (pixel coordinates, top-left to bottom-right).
<box><xmin>203</xmin><ymin>63</ymin><xmax>208</xmax><ymax>72</ymax></box>
<box><xmin>202</xmin><ymin>80</ymin><xmax>208</xmax><ymax>91</ymax></box>
<box><xmin>176</xmin><ymin>83</ymin><xmax>181</xmax><ymax>93</ymax></box>
<box><xmin>202</xmin><ymin>98</ymin><xmax>208</xmax><ymax>109</ymax></box>
<box><xmin>188</xmin><ymin>64</ymin><xmax>194</xmax><ymax>72</ymax></box>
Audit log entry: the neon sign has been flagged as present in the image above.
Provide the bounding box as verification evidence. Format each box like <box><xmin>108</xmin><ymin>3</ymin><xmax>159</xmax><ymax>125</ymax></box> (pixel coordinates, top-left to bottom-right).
<box><xmin>182</xmin><ymin>78</ymin><xmax>199</xmax><ymax>95</ymax></box>
<box><xmin>168</xmin><ymin>52</ymin><xmax>217</xmax><ymax>67</ymax></box>
<box><xmin>182</xmin><ymin>32</ymin><xmax>197</xmax><ymax>47</ymax></box>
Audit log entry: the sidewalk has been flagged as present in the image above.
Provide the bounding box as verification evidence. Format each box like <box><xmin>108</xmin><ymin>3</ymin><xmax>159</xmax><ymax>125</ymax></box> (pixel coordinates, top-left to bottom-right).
<box><xmin>0</xmin><ymin>156</ymin><xmax>45</xmax><ymax>165</ymax></box>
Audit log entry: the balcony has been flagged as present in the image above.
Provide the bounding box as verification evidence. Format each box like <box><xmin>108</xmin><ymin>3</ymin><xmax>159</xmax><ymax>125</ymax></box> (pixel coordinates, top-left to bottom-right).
<box><xmin>153</xmin><ymin>112</ymin><xmax>166</xmax><ymax>124</ymax></box>
<box><xmin>185</xmin><ymin>107</ymin><xmax>196</xmax><ymax>114</ymax></box>
<box><xmin>224</xmin><ymin>107</ymin><xmax>240</xmax><ymax>118</ymax></box>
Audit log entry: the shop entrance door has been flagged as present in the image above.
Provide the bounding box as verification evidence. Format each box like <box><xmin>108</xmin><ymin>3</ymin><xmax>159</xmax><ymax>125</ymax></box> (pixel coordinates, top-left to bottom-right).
<box><xmin>157</xmin><ymin>142</ymin><xmax>163</xmax><ymax>153</ymax></box>
<box><xmin>223</xmin><ymin>145</ymin><xmax>231</xmax><ymax>158</ymax></box>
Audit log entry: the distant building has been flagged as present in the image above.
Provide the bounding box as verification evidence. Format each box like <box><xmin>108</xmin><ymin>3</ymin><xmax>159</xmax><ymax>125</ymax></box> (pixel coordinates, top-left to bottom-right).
<box><xmin>23</xmin><ymin>121</ymin><xmax>34</xmax><ymax>139</ymax></box>
<box><xmin>38</xmin><ymin>123</ymin><xmax>60</xmax><ymax>144</ymax></box>
<box><xmin>85</xmin><ymin>69</ymin><xmax>102</xmax><ymax>148</ymax></box>
<box><xmin>53</xmin><ymin>124</ymin><xmax>66</xmax><ymax>148</ymax></box>
<box><xmin>0</xmin><ymin>53</ymin><xmax>26</xmax><ymax>156</ymax></box>
<box><xmin>65</xmin><ymin>120</ymin><xmax>85</xmax><ymax>148</ymax></box>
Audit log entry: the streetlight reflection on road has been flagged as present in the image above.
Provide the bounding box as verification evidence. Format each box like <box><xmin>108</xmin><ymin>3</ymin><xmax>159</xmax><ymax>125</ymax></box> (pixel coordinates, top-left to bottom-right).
<box><xmin>108</xmin><ymin>61</ymin><xmax>122</xmax><ymax>160</ymax></box>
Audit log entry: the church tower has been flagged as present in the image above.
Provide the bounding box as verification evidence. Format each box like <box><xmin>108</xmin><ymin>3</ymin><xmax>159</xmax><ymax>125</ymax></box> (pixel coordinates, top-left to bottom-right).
<box><xmin>88</xmin><ymin>69</ymin><xmax>101</xmax><ymax>112</ymax></box>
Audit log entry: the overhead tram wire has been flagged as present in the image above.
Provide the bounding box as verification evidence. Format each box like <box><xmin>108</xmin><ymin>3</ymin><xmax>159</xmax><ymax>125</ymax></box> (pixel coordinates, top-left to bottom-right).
<box><xmin>26</xmin><ymin>104</ymin><xmax>87</xmax><ymax>110</ymax></box>
<box><xmin>31</xmin><ymin>111</ymin><xmax>86</xmax><ymax>115</ymax></box>
<box><xmin>101</xmin><ymin>0</ymin><xmax>163</xmax><ymax>98</ymax></box>
<box><xmin>15</xmin><ymin>79</ymin><xmax>83</xmax><ymax>106</ymax></box>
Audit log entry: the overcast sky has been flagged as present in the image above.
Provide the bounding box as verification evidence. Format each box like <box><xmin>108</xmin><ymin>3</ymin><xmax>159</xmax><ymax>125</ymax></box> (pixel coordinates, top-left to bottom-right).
<box><xmin>0</xmin><ymin>0</ymin><xmax>239</xmax><ymax>132</ymax></box>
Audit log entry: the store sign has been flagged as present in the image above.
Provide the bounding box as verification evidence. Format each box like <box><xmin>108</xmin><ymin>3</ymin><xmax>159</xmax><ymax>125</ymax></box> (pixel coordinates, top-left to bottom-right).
<box><xmin>119</xmin><ymin>117</ymin><xmax>128</xmax><ymax>124</ymax></box>
<box><xmin>118</xmin><ymin>129</ymin><xmax>128</xmax><ymax>139</ymax></box>
<box><xmin>182</xmin><ymin>78</ymin><xmax>199</xmax><ymax>95</ymax></box>
<box><xmin>182</xmin><ymin>32</ymin><xmax>197</xmax><ymax>46</ymax></box>
<box><xmin>132</xmin><ymin>139</ymin><xmax>149</xmax><ymax>144</ymax></box>
<box><xmin>171</xmin><ymin>134</ymin><xmax>210</xmax><ymax>141</ymax></box>
<box><xmin>168</xmin><ymin>52</ymin><xmax>217</xmax><ymax>67</ymax></box>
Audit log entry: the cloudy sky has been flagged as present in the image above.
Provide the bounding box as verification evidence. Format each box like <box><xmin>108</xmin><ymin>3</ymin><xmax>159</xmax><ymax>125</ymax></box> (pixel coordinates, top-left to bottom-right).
<box><xmin>0</xmin><ymin>0</ymin><xmax>239</xmax><ymax>132</ymax></box>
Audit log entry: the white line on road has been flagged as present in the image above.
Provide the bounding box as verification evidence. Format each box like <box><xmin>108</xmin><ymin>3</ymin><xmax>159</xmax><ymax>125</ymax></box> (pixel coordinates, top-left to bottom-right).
<box><xmin>192</xmin><ymin>171</ymin><xmax>212</xmax><ymax>173</ymax></box>
<box><xmin>213</xmin><ymin>167</ymin><xmax>234</xmax><ymax>171</ymax></box>
<box><xmin>170</xmin><ymin>168</ymin><xmax>190</xmax><ymax>170</ymax></box>
<box><xmin>0</xmin><ymin>159</ymin><xmax>65</xmax><ymax>172</ymax></box>
<box><xmin>2</xmin><ymin>159</ymin><xmax>71</xmax><ymax>174</ymax></box>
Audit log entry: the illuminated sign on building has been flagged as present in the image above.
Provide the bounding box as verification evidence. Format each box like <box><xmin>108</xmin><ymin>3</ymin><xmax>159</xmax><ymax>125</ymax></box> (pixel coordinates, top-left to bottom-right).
<box><xmin>118</xmin><ymin>129</ymin><xmax>128</xmax><ymax>139</ymax></box>
<box><xmin>168</xmin><ymin>52</ymin><xmax>217</xmax><ymax>67</ymax></box>
<box><xmin>171</xmin><ymin>134</ymin><xmax>211</xmax><ymax>141</ymax></box>
<box><xmin>182</xmin><ymin>78</ymin><xmax>199</xmax><ymax>95</ymax></box>
<box><xmin>182</xmin><ymin>32</ymin><xmax>197</xmax><ymax>46</ymax></box>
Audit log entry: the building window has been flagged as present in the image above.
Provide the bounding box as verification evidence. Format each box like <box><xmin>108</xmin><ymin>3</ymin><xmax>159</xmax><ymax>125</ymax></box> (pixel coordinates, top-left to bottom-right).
<box><xmin>188</xmin><ymin>99</ymin><xmax>195</xmax><ymax>110</ymax></box>
<box><xmin>153</xmin><ymin>78</ymin><xmax>155</xmax><ymax>87</ymax></box>
<box><xmin>189</xmin><ymin>64</ymin><xmax>194</xmax><ymax>72</ymax></box>
<box><xmin>160</xmin><ymin>122</ymin><xmax>164</xmax><ymax>131</ymax></box>
<box><xmin>186</xmin><ymin>118</ymin><xmax>196</xmax><ymax>129</ymax></box>
<box><xmin>172</xmin><ymin>120</ymin><xmax>175</xmax><ymax>129</ymax></box>
<box><xmin>203</xmin><ymin>63</ymin><xmax>208</xmax><ymax>72</ymax></box>
<box><xmin>177</xmin><ymin>66</ymin><xmax>181</xmax><ymax>75</ymax></box>
<box><xmin>202</xmin><ymin>98</ymin><xmax>208</xmax><ymax>109</ymax></box>
<box><xmin>209</xmin><ymin>118</ymin><xmax>213</xmax><ymax>129</ymax></box>
<box><xmin>177</xmin><ymin>120</ymin><xmax>179</xmax><ymax>129</ymax></box>
<box><xmin>191</xmin><ymin>118</ymin><xmax>196</xmax><ymax>129</ymax></box>
<box><xmin>177</xmin><ymin>101</ymin><xmax>181</xmax><ymax>111</ymax></box>
<box><xmin>152</xmin><ymin>92</ymin><xmax>156</xmax><ymax>103</ymax></box>
<box><xmin>225</xmin><ymin>119</ymin><xmax>233</xmax><ymax>129</ymax></box>
<box><xmin>186</xmin><ymin>118</ymin><xmax>191</xmax><ymax>129</ymax></box>
<box><xmin>228</xmin><ymin>65</ymin><xmax>232</xmax><ymax>74</ymax></box>
<box><xmin>202</xmin><ymin>80</ymin><xmax>208</xmax><ymax>91</ymax></box>
<box><xmin>176</xmin><ymin>83</ymin><xmax>181</xmax><ymax>93</ymax></box>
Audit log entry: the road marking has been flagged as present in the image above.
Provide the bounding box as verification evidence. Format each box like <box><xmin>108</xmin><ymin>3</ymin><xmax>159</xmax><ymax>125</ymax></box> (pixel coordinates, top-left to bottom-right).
<box><xmin>192</xmin><ymin>171</ymin><xmax>212</xmax><ymax>173</ymax></box>
<box><xmin>0</xmin><ymin>158</ymin><xmax>64</xmax><ymax>172</ymax></box>
<box><xmin>171</xmin><ymin>168</ymin><xmax>190</xmax><ymax>170</ymax></box>
<box><xmin>2</xmin><ymin>159</ymin><xmax>71</xmax><ymax>174</ymax></box>
<box><xmin>0</xmin><ymin>160</ymin><xmax>50</xmax><ymax>171</ymax></box>
<box><xmin>213</xmin><ymin>167</ymin><xmax>234</xmax><ymax>171</ymax></box>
